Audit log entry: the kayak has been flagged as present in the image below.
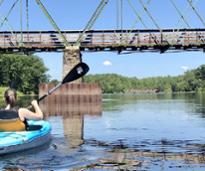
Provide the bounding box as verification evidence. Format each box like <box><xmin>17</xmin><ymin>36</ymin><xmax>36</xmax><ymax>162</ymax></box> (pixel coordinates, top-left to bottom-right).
<box><xmin>0</xmin><ymin>120</ymin><xmax>51</xmax><ymax>155</ymax></box>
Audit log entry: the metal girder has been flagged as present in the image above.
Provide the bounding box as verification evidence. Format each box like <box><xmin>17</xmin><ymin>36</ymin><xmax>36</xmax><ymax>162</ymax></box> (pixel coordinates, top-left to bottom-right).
<box><xmin>138</xmin><ymin>0</ymin><xmax>161</xmax><ymax>31</ymax></box>
<box><xmin>26</xmin><ymin>0</ymin><xmax>29</xmax><ymax>32</ymax></box>
<box><xmin>35</xmin><ymin>0</ymin><xmax>70</xmax><ymax>47</ymax></box>
<box><xmin>0</xmin><ymin>0</ymin><xmax>19</xmax><ymax>29</ymax></box>
<box><xmin>75</xmin><ymin>0</ymin><xmax>109</xmax><ymax>45</ymax></box>
<box><xmin>169</xmin><ymin>0</ymin><xmax>191</xmax><ymax>28</ymax></box>
<box><xmin>187</xmin><ymin>0</ymin><xmax>205</xmax><ymax>27</ymax></box>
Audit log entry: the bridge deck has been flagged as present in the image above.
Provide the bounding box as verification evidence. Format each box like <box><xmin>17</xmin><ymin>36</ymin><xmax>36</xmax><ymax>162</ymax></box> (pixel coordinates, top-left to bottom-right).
<box><xmin>0</xmin><ymin>29</ymin><xmax>205</xmax><ymax>53</ymax></box>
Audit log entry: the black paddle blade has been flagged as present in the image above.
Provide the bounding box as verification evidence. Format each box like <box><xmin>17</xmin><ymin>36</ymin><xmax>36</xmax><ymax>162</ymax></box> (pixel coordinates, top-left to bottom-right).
<box><xmin>62</xmin><ymin>62</ymin><xmax>89</xmax><ymax>84</ymax></box>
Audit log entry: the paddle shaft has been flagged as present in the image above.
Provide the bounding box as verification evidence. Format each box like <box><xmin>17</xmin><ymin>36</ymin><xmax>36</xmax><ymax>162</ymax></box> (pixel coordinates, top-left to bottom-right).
<box><xmin>27</xmin><ymin>83</ymin><xmax>62</xmax><ymax>110</ymax></box>
<box><xmin>37</xmin><ymin>83</ymin><xmax>61</xmax><ymax>102</ymax></box>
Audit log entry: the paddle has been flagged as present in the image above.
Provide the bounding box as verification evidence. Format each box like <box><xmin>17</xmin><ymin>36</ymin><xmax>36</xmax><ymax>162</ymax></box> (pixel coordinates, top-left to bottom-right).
<box><xmin>37</xmin><ymin>62</ymin><xmax>89</xmax><ymax>103</ymax></box>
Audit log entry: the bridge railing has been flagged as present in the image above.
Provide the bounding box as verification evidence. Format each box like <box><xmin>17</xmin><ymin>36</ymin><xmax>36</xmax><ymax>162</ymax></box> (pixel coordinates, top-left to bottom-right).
<box><xmin>84</xmin><ymin>30</ymin><xmax>205</xmax><ymax>46</ymax></box>
<box><xmin>0</xmin><ymin>29</ymin><xmax>205</xmax><ymax>51</ymax></box>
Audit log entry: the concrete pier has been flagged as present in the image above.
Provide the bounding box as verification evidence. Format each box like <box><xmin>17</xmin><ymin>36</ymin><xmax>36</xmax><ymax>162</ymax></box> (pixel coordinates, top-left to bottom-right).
<box><xmin>63</xmin><ymin>46</ymin><xmax>82</xmax><ymax>83</ymax></box>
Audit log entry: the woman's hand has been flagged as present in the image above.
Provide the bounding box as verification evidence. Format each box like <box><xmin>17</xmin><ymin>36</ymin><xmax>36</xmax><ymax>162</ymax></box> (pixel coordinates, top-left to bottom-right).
<box><xmin>31</xmin><ymin>100</ymin><xmax>38</xmax><ymax>107</ymax></box>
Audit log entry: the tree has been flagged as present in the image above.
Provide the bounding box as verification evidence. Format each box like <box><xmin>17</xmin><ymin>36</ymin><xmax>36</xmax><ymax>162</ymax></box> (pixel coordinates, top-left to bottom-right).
<box><xmin>195</xmin><ymin>65</ymin><xmax>205</xmax><ymax>80</ymax></box>
<box><xmin>84</xmin><ymin>65</ymin><xmax>205</xmax><ymax>94</ymax></box>
<box><xmin>0</xmin><ymin>54</ymin><xmax>49</xmax><ymax>94</ymax></box>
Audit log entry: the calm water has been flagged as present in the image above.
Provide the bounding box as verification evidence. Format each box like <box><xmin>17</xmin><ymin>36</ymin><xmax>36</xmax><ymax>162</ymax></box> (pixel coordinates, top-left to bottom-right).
<box><xmin>1</xmin><ymin>93</ymin><xmax>205</xmax><ymax>170</ymax></box>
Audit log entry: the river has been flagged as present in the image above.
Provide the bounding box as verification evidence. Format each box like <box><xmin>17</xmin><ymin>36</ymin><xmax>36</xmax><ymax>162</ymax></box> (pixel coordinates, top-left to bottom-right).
<box><xmin>1</xmin><ymin>93</ymin><xmax>205</xmax><ymax>170</ymax></box>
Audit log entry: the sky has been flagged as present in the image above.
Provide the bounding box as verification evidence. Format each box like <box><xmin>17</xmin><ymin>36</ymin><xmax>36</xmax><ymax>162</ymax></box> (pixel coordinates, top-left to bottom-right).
<box><xmin>1</xmin><ymin>0</ymin><xmax>205</xmax><ymax>80</ymax></box>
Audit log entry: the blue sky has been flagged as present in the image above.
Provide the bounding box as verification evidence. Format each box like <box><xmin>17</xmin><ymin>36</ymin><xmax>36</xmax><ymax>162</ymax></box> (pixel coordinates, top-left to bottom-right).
<box><xmin>1</xmin><ymin>0</ymin><xmax>205</xmax><ymax>80</ymax></box>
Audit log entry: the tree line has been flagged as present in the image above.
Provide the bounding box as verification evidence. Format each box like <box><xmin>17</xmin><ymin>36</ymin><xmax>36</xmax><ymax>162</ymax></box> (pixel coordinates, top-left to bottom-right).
<box><xmin>84</xmin><ymin>65</ymin><xmax>205</xmax><ymax>94</ymax></box>
<box><xmin>1</xmin><ymin>53</ymin><xmax>205</xmax><ymax>95</ymax></box>
<box><xmin>0</xmin><ymin>54</ymin><xmax>49</xmax><ymax>94</ymax></box>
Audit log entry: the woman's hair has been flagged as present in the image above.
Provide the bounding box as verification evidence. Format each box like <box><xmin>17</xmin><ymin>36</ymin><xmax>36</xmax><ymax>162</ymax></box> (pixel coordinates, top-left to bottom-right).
<box><xmin>4</xmin><ymin>88</ymin><xmax>17</xmax><ymax>107</ymax></box>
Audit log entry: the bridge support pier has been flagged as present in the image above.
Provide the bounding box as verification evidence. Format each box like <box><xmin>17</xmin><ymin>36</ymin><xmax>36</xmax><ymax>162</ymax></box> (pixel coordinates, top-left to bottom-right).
<box><xmin>63</xmin><ymin>46</ymin><xmax>82</xmax><ymax>82</ymax></box>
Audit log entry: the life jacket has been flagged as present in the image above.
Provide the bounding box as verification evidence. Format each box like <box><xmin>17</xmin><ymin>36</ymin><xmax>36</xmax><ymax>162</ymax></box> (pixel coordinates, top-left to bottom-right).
<box><xmin>0</xmin><ymin>110</ymin><xmax>27</xmax><ymax>131</ymax></box>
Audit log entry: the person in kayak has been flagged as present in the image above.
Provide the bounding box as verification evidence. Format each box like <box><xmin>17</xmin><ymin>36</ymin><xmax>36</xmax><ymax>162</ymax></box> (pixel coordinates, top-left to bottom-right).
<box><xmin>1</xmin><ymin>88</ymin><xmax>43</xmax><ymax>131</ymax></box>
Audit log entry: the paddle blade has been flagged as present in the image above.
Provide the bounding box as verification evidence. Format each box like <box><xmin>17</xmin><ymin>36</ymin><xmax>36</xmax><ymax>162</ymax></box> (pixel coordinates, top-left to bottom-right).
<box><xmin>62</xmin><ymin>62</ymin><xmax>89</xmax><ymax>84</ymax></box>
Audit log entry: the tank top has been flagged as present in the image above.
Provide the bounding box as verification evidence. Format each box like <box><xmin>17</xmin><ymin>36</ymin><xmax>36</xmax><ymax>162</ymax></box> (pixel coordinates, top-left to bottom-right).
<box><xmin>0</xmin><ymin>109</ymin><xmax>28</xmax><ymax>131</ymax></box>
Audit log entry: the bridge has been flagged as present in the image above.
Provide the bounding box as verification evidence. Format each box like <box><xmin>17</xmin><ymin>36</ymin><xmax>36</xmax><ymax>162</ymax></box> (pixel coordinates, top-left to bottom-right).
<box><xmin>1</xmin><ymin>29</ymin><xmax>205</xmax><ymax>53</ymax></box>
<box><xmin>0</xmin><ymin>0</ymin><xmax>205</xmax><ymax>78</ymax></box>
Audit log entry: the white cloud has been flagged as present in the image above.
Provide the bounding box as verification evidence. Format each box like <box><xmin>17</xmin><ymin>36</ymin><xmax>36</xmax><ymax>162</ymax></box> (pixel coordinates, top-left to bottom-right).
<box><xmin>181</xmin><ymin>66</ymin><xmax>189</xmax><ymax>71</ymax></box>
<box><xmin>103</xmin><ymin>60</ymin><xmax>112</xmax><ymax>66</ymax></box>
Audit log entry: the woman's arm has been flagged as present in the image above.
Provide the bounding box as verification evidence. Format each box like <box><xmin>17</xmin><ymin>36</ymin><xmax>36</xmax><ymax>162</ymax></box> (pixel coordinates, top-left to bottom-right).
<box><xmin>18</xmin><ymin>100</ymin><xmax>43</xmax><ymax>121</ymax></box>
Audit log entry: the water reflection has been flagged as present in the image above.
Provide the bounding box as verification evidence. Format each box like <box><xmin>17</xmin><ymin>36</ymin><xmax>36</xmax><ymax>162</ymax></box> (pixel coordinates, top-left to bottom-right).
<box><xmin>102</xmin><ymin>93</ymin><xmax>185</xmax><ymax>111</ymax></box>
<box><xmin>193</xmin><ymin>93</ymin><xmax>205</xmax><ymax>117</ymax></box>
<box><xmin>63</xmin><ymin>114</ymin><xmax>84</xmax><ymax>147</ymax></box>
<box><xmin>39</xmin><ymin>95</ymin><xmax>102</xmax><ymax>117</ymax></box>
<box><xmin>39</xmin><ymin>94</ymin><xmax>102</xmax><ymax>148</ymax></box>
<box><xmin>2</xmin><ymin>93</ymin><xmax>205</xmax><ymax>170</ymax></box>
<box><xmin>3</xmin><ymin>168</ymin><xmax>24</xmax><ymax>171</ymax></box>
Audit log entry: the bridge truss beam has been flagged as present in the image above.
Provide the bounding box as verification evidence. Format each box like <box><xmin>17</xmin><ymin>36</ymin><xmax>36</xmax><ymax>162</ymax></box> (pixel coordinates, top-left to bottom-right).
<box><xmin>0</xmin><ymin>29</ymin><xmax>205</xmax><ymax>53</ymax></box>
